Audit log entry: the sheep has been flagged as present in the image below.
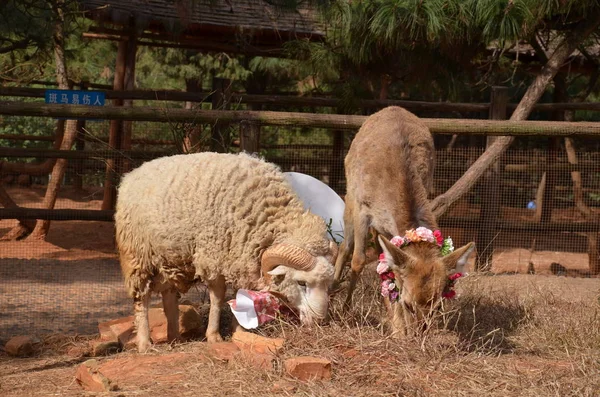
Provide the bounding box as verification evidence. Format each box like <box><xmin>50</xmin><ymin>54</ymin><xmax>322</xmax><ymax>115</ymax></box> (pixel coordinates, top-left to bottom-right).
<box><xmin>333</xmin><ymin>106</ymin><xmax>475</xmax><ymax>336</ymax></box>
<box><xmin>114</xmin><ymin>152</ymin><xmax>338</xmax><ymax>352</ymax></box>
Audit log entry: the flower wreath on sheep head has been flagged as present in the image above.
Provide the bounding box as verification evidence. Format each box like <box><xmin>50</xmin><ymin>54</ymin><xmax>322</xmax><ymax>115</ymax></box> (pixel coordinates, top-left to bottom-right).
<box><xmin>376</xmin><ymin>227</ymin><xmax>464</xmax><ymax>303</ymax></box>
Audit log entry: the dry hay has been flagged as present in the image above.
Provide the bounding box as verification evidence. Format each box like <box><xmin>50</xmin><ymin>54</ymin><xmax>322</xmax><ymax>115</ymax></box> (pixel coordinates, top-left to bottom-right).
<box><xmin>1</xmin><ymin>271</ymin><xmax>599</xmax><ymax>397</ymax></box>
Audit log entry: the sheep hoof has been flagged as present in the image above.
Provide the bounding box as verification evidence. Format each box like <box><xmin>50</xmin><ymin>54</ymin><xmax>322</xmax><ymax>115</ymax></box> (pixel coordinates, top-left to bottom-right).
<box><xmin>206</xmin><ymin>332</ymin><xmax>223</xmax><ymax>343</ymax></box>
<box><xmin>137</xmin><ymin>340</ymin><xmax>153</xmax><ymax>353</ymax></box>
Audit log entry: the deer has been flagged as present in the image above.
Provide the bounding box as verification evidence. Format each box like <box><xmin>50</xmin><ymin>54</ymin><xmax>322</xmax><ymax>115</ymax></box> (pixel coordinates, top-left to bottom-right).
<box><xmin>333</xmin><ymin>106</ymin><xmax>476</xmax><ymax>336</ymax></box>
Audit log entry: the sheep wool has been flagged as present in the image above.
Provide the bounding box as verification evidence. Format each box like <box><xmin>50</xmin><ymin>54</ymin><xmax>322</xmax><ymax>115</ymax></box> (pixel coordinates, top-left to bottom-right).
<box><xmin>114</xmin><ymin>152</ymin><xmax>331</xmax><ymax>299</ymax></box>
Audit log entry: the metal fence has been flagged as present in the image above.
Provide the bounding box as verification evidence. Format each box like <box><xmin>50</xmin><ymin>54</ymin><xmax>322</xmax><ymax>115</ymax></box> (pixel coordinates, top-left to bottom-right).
<box><xmin>1</xmin><ymin>112</ymin><xmax>599</xmax><ymax>340</ymax></box>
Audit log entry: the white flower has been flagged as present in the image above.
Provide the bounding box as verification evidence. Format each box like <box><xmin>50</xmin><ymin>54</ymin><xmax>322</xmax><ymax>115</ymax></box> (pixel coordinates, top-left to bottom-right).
<box><xmin>388</xmin><ymin>282</ymin><xmax>396</xmax><ymax>291</ymax></box>
<box><xmin>376</xmin><ymin>261</ymin><xmax>390</xmax><ymax>274</ymax></box>
<box><xmin>415</xmin><ymin>227</ymin><xmax>435</xmax><ymax>243</ymax></box>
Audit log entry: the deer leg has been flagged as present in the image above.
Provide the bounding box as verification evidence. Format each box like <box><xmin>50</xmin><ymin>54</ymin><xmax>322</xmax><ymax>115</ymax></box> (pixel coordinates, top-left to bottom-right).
<box><xmin>334</xmin><ymin>204</ymin><xmax>355</xmax><ymax>283</ymax></box>
<box><xmin>345</xmin><ymin>210</ymin><xmax>370</xmax><ymax>306</ymax></box>
<box><xmin>206</xmin><ymin>275</ymin><xmax>226</xmax><ymax>343</ymax></box>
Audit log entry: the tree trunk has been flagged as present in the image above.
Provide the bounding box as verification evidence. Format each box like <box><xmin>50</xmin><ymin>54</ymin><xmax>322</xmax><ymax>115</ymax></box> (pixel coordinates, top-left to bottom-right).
<box><xmin>430</xmin><ymin>13</ymin><xmax>600</xmax><ymax>218</ymax></box>
<box><xmin>25</xmin><ymin>0</ymin><xmax>73</xmax><ymax>240</ymax></box>
<box><xmin>26</xmin><ymin>120</ymin><xmax>79</xmax><ymax>239</ymax></box>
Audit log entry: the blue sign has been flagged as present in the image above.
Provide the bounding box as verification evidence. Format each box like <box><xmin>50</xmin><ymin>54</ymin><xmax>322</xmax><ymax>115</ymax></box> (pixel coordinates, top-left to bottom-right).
<box><xmin>44</xmin><ymin>89</ymin><xmax>105</xmax><ymax>106</ymax></box>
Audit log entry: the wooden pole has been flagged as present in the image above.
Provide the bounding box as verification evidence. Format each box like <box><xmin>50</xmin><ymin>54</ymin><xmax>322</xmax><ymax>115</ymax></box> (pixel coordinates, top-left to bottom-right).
<box><xmin>102</xmin><ymin>39</ymin><xmax>127</xmax><ymax>211</ymax></box>
<box><xmin>476</xmin><ymin>87</ymin><xmax>508</xmax><ymax>271</ymax></box>
<box><xmin>239</xmin><ymin>121</ymin><xmax>260</xmax><ymax>154</ymax></box>
<box><xmin>6</xmin><ymin>86</ymin><xmax>600</xmax><ymax>113</ymax></box>
<box><xmin>210</xmin><ymin>77</ymin><xmax>232</xmax><ymax>153</ymax></box>
<box><xmin>72</xmin><ymin>82</ymin><xmax>88</xmax><ymax>190</ymax></box>
<box><xmin>121</xmin><ymin>27</ymin><xmax>137</xmax><ymax>173</ymax></box>
<box><xmin>2</xmin><ymin>102</ymin><xmax>600</xmax><ymax>136</ymax></box>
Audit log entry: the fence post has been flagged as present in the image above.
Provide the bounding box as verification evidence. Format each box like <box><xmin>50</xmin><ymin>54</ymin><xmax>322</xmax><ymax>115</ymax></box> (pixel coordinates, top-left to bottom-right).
<box><xmin>240</xmin><ymin>120</ymin><xmax>260</xmax><ymax>154</ymax></box>
<box><xmin>101</xmin><ymin>37</ymin><xmax>127</xmax><ymax>211</ymax></box>
<box><xmin>120</xmin><ymin>25</ymin><xmax>137</xmax><ymax>173</ymax></box>
<box><xmin>210</xmin><ymin>77</ymin><xmax>232</xmax><ymax>153</ymax></box>
<box><xmin>71</xmin><ymin>81</ymin><xmax>88</xmax><ymax>191</ymax></box>
<box><xmin>476</xmin><ymin>86</ymin><xmax>508</xmax><ymax>271</ymax></box>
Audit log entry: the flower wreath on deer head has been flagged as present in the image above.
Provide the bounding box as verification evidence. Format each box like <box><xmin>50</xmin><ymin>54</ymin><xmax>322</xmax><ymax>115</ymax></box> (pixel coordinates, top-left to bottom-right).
<box><xmin>376</xmin><ymin>227</ymin><xmax>473</xmax><ymax>302</ymax></box>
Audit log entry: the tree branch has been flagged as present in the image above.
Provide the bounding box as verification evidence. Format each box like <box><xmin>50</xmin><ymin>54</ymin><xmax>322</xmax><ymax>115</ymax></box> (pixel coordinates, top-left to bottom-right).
<box><xmin>431</xmin><ymin>10</ymin><xmax>600</xmax><ymax>218</ymax></box>
<box><xmin>0</xmin><ymin>38</ymin><xmax>32</xmax><ymax>54</ymax></box>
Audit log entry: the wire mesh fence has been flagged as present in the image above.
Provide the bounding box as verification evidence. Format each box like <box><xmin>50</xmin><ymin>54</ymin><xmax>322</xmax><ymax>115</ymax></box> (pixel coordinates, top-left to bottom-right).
<box><xmin>1</xmin><ymin>114</ymin><xmax>599</xmax><ymax>340</ymax></box>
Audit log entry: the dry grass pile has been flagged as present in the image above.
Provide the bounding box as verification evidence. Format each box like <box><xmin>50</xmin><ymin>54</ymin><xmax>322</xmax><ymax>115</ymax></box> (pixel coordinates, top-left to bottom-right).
<box><xmin>1</xmin><ymin>273</ymin><xmax>599</xmax><ymax>397</ymax></box>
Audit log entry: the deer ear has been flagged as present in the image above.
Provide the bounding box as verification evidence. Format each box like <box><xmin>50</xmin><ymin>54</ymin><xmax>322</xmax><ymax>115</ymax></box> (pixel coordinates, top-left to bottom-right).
<box><xmin>378</xmin><ymin>235</ymin><xmax>413</xmax><ymax>272</ymax></box>
<box><xmin>442</xmin><ymin>242</ymin><xmax>476</xmax><ymax>273</ymax></box>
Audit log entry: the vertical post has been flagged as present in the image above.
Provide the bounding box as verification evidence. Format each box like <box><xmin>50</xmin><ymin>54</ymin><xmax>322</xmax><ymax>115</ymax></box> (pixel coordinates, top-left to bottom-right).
<box><xmin>240</xmin><ymin>121</ymin><xmax>260</xmax><ymax>154</ymax></box>
<box><xmin>476</xmin><ymin>86</ymin><xmax>508</xmax><ymax>271</ymax></box>
<box><xmin>71</xmin><ymin>81</ymin><xmax>88</xmax><ymax>191</ymax></box>
<box><xmin>101</xmin><ymin>38</ymin><xmax>127</xmax><ymax>211</ymax></box>
<box><xmin>210</xmin><ymin>77</ymin><xmax>231</xmax><ymax>153</ymax></box>
<box><xmin>121</xmin><ymin>27</ymin><xmax>137</xmax><ymax>173</ymax></box>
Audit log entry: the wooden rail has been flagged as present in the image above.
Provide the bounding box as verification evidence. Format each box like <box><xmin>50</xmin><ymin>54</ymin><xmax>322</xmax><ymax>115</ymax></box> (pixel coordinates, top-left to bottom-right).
<box><xmin>1</xmin><ymin>102</ymin><xmax>600</xmax><ymax>136</ymax></box>
<box><xmin>0</xmin><ymin>133</ymin><xmax>175</xmax><ymax>145</ymax></box>
<box><xmin>4</xmin><ymin>86</ymin><xmax>600</xmax><ymax>112</ymax></box>
<box><xmin>0</xmin><ymin>147</ymin><xmax>174</xmax><ymax>159</ymax></box>
<box><xmin>0</xmin><ymin>208</ymin><xmax>598</xmax><ymax>234</ymax></box>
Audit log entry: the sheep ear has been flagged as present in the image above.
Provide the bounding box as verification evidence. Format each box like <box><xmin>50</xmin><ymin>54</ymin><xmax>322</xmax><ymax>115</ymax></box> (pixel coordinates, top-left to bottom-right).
<box><xmin>378</xmin><ymin>235</ymin><xmax>412</xmax><ymax>272</ymax></box>
<box><xmin>442</xmin><ymin>242</ymin><xmax>476</xmax><ymax>273</ymax></box>
<box><xmin>267</xmin><ymin>266</ymin><xmax>288</xmax><ymax>276</ymax></box>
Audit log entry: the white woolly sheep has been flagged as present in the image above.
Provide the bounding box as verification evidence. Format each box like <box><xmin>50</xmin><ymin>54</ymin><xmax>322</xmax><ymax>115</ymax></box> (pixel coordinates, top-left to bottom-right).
<box><xmin>115</xmin><ymin>152</ymin><xmax>338</xmax><ymax>352</ymax></box>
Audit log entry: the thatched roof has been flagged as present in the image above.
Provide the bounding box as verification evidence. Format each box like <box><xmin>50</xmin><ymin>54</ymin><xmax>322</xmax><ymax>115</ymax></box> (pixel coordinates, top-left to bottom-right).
<box><xmin>80</xmin><ymin>0</ymin><xmax>325</xmax><ymax>55</ymax></box>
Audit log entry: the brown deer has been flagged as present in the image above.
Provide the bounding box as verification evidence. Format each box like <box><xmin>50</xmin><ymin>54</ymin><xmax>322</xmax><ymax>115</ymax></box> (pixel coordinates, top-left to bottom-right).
<box><xmin>333</xmin><ymin>106</ymin><xmax>475</xmax><ymax>336</ymax></box>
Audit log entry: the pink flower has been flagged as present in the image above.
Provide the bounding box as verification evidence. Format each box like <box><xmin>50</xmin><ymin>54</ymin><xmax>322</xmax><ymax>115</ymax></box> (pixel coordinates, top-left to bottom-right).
<box><xmin>433</xmin><ymin>230</ymin><xmax>443</xmax><ymax>246</ymax></box>
<box><xmin>390</xmin><ymin>236</ymin><xmax>405</xmax><ymax>247</ymax></box>
<box><xmin>381</xmin><ymin>280</ymin><xmax>392</xmax><ymax>297</ymax></box>
<box><xmin>381</xmin><ymin>285</ymin><xmax>390</xmax><ymax>297</ymax></box>
<box><xmin>378</xmin><ymin>253</ymin><xmax>386</xmax><ymax>261</ymax></box>
<box><xmin>389</xmin><ymin>291</ymin><xmax>399</xmax><ymax>301</ymax></box>
<box><xmin>415</xmin><ymin>227</ymin><xmax>435</xmax><ymax>243</ymax></box>
<box><xmin>376</xmin><ymin>261</ymin><xmax>389</xmax><ymax>274</ymax></box>
<box><xmin>449</xmin><ymin>272</ymin><xmax>463</xmax><ymax>281</ymax></box>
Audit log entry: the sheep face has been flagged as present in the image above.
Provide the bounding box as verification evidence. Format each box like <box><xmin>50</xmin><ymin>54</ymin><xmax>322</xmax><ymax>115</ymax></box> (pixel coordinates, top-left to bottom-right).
<box><xmin>267</xmin><ymin>255</ymin><xmax>334</xmax><ymax>324</ymax></box>
<box><xmin>378</xmin><ymin>236</ymin><xmax>475</xmax><ymax>335</ymax></box>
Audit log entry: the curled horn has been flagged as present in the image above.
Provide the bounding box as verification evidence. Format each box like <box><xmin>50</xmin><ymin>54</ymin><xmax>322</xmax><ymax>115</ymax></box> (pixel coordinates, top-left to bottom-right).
<box><xmin>261</xmin><ymin>243</ymin><xmax>317</xmax><ymax>283</ymax></box>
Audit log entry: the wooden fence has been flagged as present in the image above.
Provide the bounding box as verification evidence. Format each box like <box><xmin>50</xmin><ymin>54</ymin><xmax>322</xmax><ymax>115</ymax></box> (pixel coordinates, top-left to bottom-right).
<box><xmin>1</xmin><ymin>94</ymin><xmax>599</xmax><ymax>272</ymax></box>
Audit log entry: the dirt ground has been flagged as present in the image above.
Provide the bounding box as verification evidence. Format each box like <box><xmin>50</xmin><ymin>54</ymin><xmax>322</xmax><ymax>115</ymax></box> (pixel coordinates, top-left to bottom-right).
<box><xmin>1</xmin><ymin>186</ymin><xmax>599</xmax><ymax>396</ymax></box>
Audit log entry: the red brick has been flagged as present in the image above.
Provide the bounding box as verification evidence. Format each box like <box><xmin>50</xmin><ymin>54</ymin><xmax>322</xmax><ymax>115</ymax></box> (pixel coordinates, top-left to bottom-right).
<box><xmin>4</xmin><ymin>336</ymin><xmax>40</xmax><ymax>357</ymax></box>
<box><xmin>231</xmin><ymin>330</ymin><xmax>285</xmax><ymax>355</ymax></box>
<box><xmin>206</xmin><ymin>342</ymin><xmax>240</xmax><ymax>362</ymax></box>
<box><xmin>284</xmin><ymin>356</ymin><xmax>332</xmax><ymax>381</ymax></box>
<box><xmin>75</xmin><ymin>359</ymin><xmax>116</xmax><ymax>392</ymax></box>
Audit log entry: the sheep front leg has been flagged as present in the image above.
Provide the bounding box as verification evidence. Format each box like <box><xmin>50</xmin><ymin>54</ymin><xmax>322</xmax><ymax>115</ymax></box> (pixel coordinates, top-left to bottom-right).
<box><xmin>206</xmin><ymin>275</ymin><xmax>226</xmax><ymax>343</ymax></box>
<box><xmin>134</xmin><ymin>294</ymin><xmax>152</xmax><ymax>353</ymax></box>
<box><xmin>162</xmin><ymin>288</ymin><xmax>180</xmax><ymax>343</ymax></box>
